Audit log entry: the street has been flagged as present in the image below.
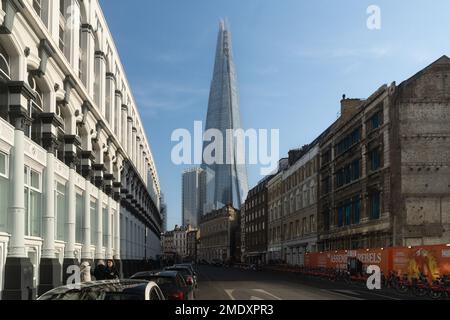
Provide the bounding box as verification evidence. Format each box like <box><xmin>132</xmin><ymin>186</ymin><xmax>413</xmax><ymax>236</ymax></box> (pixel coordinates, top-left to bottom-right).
<box><xmin>195</xmin><ymin>266</ymin><xmax>429</xmax><ymax>300</ymax></box>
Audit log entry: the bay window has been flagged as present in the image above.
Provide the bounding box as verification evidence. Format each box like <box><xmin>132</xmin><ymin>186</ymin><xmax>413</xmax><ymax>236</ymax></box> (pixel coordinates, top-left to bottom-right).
<box><xmin>75</xmin><ymin>193</ymin><xmax>83</xmax><ymax>243</ymax></box>
<box><xmin>55</xmin><ymin>181</ymin><xmax>66</xmax><ymax>241</ymax></box>
<box><xmin>24</xmin><ymin>166</ymin><xmax>42</xmax><ymax>237</ymax></box>
<box><xmin>90</xmin><ymin>200</ymin><xmax>97</xmax><ymax>244</ymax></box>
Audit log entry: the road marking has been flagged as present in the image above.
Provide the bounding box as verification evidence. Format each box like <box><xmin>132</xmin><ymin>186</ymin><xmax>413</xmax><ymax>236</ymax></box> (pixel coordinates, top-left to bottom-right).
<box><xmin>333</xmin><ymin>290</ymin><xmax>361</xmax><ymax>296</ymax></box>
<box><xmin>360</xmin><ymin>290</ymin><xmax>401</xmax><ymax>300</ymax></box>
<box><xmin>253</xmin><ymin>289</ymin><xmax>282</xmax><ymax>300</ymax></box>
<box><xmin>321</xmin><ymin>289</ymin><xmax>364</xmax><ymax>300</ymax></box>
<box><xmin>225</xmin><ymin>289</ymin><xmax>283</xmax><ymax>301</ymax></box>
<box><xmin>225</xmin><ymin>289</ymin><xmax>236</xmax><ymax>301</ymax></box>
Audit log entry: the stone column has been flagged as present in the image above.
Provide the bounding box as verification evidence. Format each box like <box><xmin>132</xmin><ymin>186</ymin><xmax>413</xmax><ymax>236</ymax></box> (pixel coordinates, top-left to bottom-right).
<box><xmin>81</xmin><ymin>179</ymin><xmax>92</xmax><ymax>261</ymax></box>
<box><xmin>132</xmin><ymin>128</ymin><xmax>137</xmax><ymax>166</ymax></box>
<box><xmin>105</xmin><ymin>72</ymin><xmax>116</xmax><ymax>128</ymax></box>
<box><xmin>63</xmin><ymin>165</ymin><xmax>78</xmax><ymax>283</ymax></box>
<box><xmin>115</xmin><ymin>90</ymin><xmax>122</xmax><ymax>139</ymax></box>
<box><xmin>94</xmin><ymin>51</ymin><xmax>106</xmax><ymax>115</ymax></box>
<box><xmin>127</xmin><ymin>117</ymin><xmax>133</xmax><ymax>158</ymax></box>
<box><xmin>121</xmin><ymin>105</ymin><xmax>127</xmax><ymax>149</ymax></box>
<box><xmin>95</xmin><ymin>188</ymin><xmax>104</xmax><ymax>260</ymax></box>
<box><xmin>3</xmin><ymin>82</ymin><xmax>35</xmax><ymax>300</ymax></box>
<box><xmin>80</xmin><ymin>23</ymin><xmax>95</xmax><ymax>95</ymax></box>
<box><xmin>38</xmin><ymin>113</ymin><xmax>63</xmax><ymax>296</ymax></box>
<box><xmin>105</xmin><ymin>196</ymin><xmax>113</xmax><ymax>260</ymax></box>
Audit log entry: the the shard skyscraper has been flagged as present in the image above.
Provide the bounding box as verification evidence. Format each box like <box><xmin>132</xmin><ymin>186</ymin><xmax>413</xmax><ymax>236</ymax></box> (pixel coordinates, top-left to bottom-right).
<box><xmin>202</xmin><ymin>20</ymin><xmax>249</xmax><ymax>214</ymax></box>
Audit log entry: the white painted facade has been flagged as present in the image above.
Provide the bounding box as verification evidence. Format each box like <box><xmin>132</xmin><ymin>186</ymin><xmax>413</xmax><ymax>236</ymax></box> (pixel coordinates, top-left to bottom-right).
<box><xmin>0</xmin><ymin>0</ymin><xmax>162</xmax><ymax>298</ymax></box>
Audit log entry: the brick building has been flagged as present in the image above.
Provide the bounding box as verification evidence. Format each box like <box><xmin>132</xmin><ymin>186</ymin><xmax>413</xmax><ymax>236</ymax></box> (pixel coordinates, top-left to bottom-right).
<box><xmin>318</xmin><ymin>56</ymin><xmax>450</xmax><ymax>251</ymax></box>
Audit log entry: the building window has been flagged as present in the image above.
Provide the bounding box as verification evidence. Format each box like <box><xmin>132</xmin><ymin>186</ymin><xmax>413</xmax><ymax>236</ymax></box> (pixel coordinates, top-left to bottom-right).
<box><xmin>24</xmin><ymin>167</ymin><xmax>42</xmax><ymax>237</ymax></box>
<box><xmin>26</xmin><ymin>74</ymin><xmax>44</xmax><ymax>144</ymax></box>
<box><xmin>0</xmin><ymin>44</ymin><xmax>10</xmax><ymax>80</ymax></box>
<box><xmin>353</xmin><ymin>197</ymin><xmax>361</xmax><ymax>225</ymax></box>
<box><xmin>76</xmin><ymin>193</ymin><xmax>83</xmax><ymax>243</ymax></box>
<box><xmin>310</xmin><ymin>215</ymin><xmax>315</xmax><ymax>233</ymax></box>
<box><xmin>0</xmin><ymin>152</ymin><xmax>8</xmax><ymax>232</ymax></box>
<box><xmin>336</xmin><ymin>128</ymin><xmax>361</xmax><ymax>156</ymax></box>
<box><xmin>55</xmin><ymin>182</ymin><xmax>66</xmax><ymax>241</ymax></box>
<box><xmin>368</xmin><ymin>110</ymin><xmax>383</xmax><ymax>132</ymax></box>
<box><xmin>336</xmin><ymin>159</ymin><xmax>361</xmax><ymax>188</ymax></box>
<box><xmin>345</xmin><ymin>203</ymin><xmax>352</xmax><ymax>226</ymax></box>
<box><xmin>369</xmin><ymin>148</ymin><xmax>382</xmax><ymax>172</ymax></box>
<box><xmin>323</xmin><ymin>210</ymin><xmax>330</xmax><ymax>231</ymax></box>
<box><xmin>337</xmin><ymin>207</ymin><xmax>344</xmax><ymax>228</ymax></box>
<box><xmin>370</xmin><ymin>192</ymin><xmax>381</xmax><ymax>220</ymax></box>
<box><xmin>103</xmin><ymin>207</ymin><xmax>107</xmax><ymax>245</ymax></box>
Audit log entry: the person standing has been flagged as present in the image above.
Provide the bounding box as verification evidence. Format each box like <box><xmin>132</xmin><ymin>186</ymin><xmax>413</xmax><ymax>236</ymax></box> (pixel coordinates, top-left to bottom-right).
<box><xmin>94</xmin><ymin>260</ymin><xmax>107</xmax><ymax>281</ymax></box>
<box><xmin>105</xmin><ymin>260</ymin><xmax>120</xmax><ymax>280</ymax></box>
<box><xmin>80</xmin><ymin>262</ymin><xmax>92</xmax><ymax>283</ymax></box>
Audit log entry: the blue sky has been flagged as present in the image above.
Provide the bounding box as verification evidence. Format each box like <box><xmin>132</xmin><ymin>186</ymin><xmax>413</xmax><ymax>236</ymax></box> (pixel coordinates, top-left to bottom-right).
<box><xmin>100</xmin><ymin>0</ymin><xmax>450</xmax><ymax>230</ymax></box>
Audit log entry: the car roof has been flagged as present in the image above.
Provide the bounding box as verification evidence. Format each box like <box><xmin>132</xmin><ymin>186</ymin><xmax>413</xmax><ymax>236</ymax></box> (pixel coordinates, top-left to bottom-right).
<box><xmin>131</xmin><ymin>271</ymin><xmax>178</xmax><ymax>278</ymax></box>
<box><xmin>39</xmin><ymin>280</ymin><xmax>151</xmax><ymax>296</ymax></box>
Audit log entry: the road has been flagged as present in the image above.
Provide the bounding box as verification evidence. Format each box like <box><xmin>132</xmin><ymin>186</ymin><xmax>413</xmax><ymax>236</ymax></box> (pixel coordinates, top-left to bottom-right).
<box><xmin>195</xmin><ymin>265</ymin><xmax>429</xmax><ymax>300</ymax></box>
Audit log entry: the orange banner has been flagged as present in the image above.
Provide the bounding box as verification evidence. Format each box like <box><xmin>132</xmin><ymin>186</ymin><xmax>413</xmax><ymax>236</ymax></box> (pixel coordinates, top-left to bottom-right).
<box><xmin>305</xmin><ymin>245</ymin><xmax>450</xmax><ymax>280</ymax></box>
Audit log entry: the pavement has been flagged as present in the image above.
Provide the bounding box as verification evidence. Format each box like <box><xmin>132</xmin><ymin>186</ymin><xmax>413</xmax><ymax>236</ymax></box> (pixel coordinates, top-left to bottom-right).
<box><xmin>195</xmin><ymin>265</ymin><xmax>431</xmax><ymax>300</ymax></box>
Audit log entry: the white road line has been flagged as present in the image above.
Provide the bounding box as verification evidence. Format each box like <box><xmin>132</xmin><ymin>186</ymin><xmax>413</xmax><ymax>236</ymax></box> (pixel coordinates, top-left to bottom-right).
<box><xmin>253</xmin><ymin>289</ymin><xmax>283</xmax><ymax>300</ymax></box>
<box><xmin>225</xmin><ymin>289</ymin><xmax>236</xmax><ymax>300</ymax></box>
<box><xmin>321</xmin><ymin>289</ymin><xmax>364</xmax><ymax>300</ymax></box>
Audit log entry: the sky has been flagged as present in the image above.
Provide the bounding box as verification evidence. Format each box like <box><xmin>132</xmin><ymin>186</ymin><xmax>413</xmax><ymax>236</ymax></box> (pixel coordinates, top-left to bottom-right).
<box><xmin>100</xmin><ymin>0</ymin><xmax>450</xmax><ymax>230</ymax></box>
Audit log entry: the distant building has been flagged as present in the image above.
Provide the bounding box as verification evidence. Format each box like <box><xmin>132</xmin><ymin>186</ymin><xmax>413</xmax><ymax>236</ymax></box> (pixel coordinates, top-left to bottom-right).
<box><xmin>281</xmin><ymin>143</ymin><xmax>320</xmax><ymax>266</ymax></box>
<box><xmin>202</xmin><ymin>21</ymin><xmax>248</xmax><ymax>213</ymax></box>
<box><xmin>182</xmin><ymin>168</ymin><xmax>206</xmax><ymax>227</ymax></box>
<box><xmin>242</xmin><ymin>176</ymin><xmax>272</xmax><ymax>265</ymax></box>
<box><xmin>160</xmin><ymin>193</ymin><xmax>168</xmax><ymax>233</ymax></box>
<box><xmin>198</xmin><ymin>205</ymin><xmax>239</xmax><ymax>263</ymax></box>
<box><xmin>186</xmin><ymin>229</ymin><xmax>200</xmax><ymax>262</ymax></box>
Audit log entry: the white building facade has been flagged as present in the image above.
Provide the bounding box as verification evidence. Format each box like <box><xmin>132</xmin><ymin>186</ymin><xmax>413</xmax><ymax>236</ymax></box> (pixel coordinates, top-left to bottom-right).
<box><xmin>0</xmin><ymin>0</ymin><xmax>162</xmax><ymax>300</ymax></box>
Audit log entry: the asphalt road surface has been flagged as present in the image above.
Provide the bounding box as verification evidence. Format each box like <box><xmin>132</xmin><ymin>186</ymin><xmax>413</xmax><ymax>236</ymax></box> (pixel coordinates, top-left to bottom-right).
<box><xmin>196</xmin><ymin>265</ymin><xmax>430</xmax><ymax>300</ymax></box>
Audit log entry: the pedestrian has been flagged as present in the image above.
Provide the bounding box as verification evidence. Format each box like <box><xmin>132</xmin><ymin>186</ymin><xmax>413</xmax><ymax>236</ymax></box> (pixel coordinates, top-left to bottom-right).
<box><xmin>94</xmin><ymin>260</ymin><xmax>106</xmax><ymax>281</ymax></box>
<box><xmin>80</xmin><ymin>261</ymin><xmax>92</xmax><ymax>283</ymax></box>
<box><xmin>105</xmin><ymin>260</ymin><xmax>120</xmax><ymax>280</ymax></box>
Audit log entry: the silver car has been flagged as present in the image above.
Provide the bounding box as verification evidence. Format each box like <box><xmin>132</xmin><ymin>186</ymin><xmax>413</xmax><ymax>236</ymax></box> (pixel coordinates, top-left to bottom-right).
<box><xmin>38</xmin><ymin>280</ymin><xmax>165</xmax><ymax>300</ymax></box>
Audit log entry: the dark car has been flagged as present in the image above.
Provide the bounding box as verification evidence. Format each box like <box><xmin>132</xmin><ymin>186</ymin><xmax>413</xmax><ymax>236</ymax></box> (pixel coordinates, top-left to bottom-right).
<box><xmin>38</xmin><ymin>280</ymin><xmax>165</xmax><ymax>300</ymax></box>
<box><xmin>130</xmin><ymin>270</ymin><xmax>194</xmax><ymax>300</ymax></box>
<box><xmin>165</xmin><ymin>265</ymin><xmax>198</xmax><ymax>289</ymax></box>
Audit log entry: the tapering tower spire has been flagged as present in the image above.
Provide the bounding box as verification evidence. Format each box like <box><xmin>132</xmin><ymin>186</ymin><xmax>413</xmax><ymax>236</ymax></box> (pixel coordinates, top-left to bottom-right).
<box><xmin>202</xmin><ymin>20</ymin><xmax>249</xmax><ymax>213</ymax></box>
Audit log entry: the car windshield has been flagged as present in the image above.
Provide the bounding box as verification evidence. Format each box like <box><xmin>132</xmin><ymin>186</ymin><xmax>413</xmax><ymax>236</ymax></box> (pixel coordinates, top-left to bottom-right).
<box><xmin>39</xmin><ymin>282</ymin><xmax>148</xmax><ymax>300</ymax></box>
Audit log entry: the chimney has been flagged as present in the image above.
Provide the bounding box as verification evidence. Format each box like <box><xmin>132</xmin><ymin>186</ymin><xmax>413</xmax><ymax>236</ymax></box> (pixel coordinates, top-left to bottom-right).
<box><xmin>340</xmin><ymin>94</ymin><xmax>363</xmax><ymax>120</ymax></box>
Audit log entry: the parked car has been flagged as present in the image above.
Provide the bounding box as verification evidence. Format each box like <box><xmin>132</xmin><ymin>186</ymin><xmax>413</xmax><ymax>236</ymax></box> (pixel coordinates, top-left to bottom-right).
<box><xmin>130</xmin><ymin>270</ymin><xmax>195</xmax><ymax>300</ymax></box>
<box><xmin>38</xmin><ymin>280</ymin><xmax>165</xmax><ymax>301</ymax></box>
<box><xmin>165</xmin><ymin>265</ymin><xmax>198</xmax><ymax>289</ymax></box>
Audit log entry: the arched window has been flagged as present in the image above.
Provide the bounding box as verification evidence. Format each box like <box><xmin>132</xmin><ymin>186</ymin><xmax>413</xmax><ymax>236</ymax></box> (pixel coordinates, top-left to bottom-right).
<box><xmin>0</xmin><ymin>44</ymin><xmax>10</xmax><ymax>80</ymax></box>
<box><xmin>55</xmin><ymin>104</ymin><xmax>66</xmax><ymax>162</ymax></box>
<box><xmin>27</xmin><ymin>73</ymin><xmax>44</xmax><ymax>144</ymax></box>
